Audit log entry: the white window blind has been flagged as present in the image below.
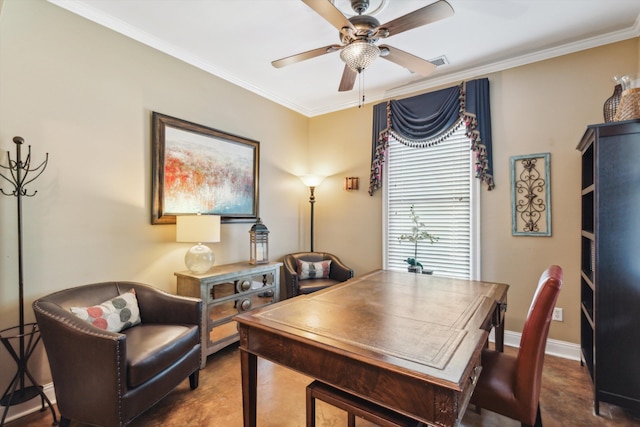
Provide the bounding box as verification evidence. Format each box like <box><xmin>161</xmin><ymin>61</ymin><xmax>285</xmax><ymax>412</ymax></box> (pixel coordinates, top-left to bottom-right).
<box><xmin>384</xmin><ymin>126</ymin><xmax>478</xmax><ymax>279</ymax></box>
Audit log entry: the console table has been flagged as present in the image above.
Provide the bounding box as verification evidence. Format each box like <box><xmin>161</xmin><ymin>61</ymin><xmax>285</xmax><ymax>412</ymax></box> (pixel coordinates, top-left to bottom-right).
<box><xmin>175</xmin><ymin>261</ymin><xmax>282</xmax><ymax>368</ymax></box>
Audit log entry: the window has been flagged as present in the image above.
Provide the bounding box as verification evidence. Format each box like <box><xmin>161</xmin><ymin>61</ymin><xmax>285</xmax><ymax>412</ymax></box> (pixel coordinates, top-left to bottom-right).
<box><xmin>383</xmin><ymin>126</ymin><xmax>480</xmax><ymax>279</ymax></box>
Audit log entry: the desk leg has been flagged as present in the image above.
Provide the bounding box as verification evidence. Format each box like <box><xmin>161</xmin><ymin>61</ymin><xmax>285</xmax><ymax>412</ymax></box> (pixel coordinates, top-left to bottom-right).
<box><xmin>495</xmin><ymin>322</ymin><xmax>504</xmax><ymax>352</ymax></box>
<box><xmin>495</xmin><ymin>302</ymin><xmax>506</xmax><ymax>352</ymax></box>
<box><xmin>240</xmin><ymin>349</ymin><xmax>257</xmax><ymax>427</ymax></box>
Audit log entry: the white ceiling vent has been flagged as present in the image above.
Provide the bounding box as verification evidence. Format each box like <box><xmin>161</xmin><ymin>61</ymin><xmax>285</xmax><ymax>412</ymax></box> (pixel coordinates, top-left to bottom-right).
<box><xmin>429</xmin><ymin>56</ymin><xmax>449</xmax><ymax>67</ymax></box>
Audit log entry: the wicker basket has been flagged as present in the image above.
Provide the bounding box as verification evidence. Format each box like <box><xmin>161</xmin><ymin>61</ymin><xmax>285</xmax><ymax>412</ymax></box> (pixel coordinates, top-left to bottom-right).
<box><xmin>614</xmin><ymin>88</ymin><xmax>640</xmax><ymax>121</ymax></box>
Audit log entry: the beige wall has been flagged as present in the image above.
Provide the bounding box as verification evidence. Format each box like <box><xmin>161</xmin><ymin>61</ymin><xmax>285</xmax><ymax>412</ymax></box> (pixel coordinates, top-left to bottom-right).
<box><xmin>308</xmin><ymin>39</ymin><xmax>639</xmax><ymax>345</ymax></box>
<box><xmin>306</xmin><ymin>105</ymin><xmax>382</xmax><ymax>277</ymax></box>
<box><xmin>0</xmin><ymin>0</ymin><xmax>310</xmax><ymax>386</ymax></box>
<box><xmin>482</xmin><ymin>41</ymin><xmax>638</xmax><ymax>341</ymax></box>
<box><xmin>0</xmin><ymin>0</ymin><xmax>638</xmax><ymax>394</ymax></box>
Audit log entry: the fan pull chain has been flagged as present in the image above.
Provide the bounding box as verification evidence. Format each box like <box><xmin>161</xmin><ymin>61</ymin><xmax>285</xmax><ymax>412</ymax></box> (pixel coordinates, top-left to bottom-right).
<box><xmin>358</xmin><ymin>70</ymin><xmax>366</xmax><ymax>108</ymax></box>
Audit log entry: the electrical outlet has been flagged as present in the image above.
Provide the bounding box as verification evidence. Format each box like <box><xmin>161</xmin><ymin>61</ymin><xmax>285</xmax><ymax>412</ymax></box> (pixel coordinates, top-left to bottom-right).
<box><xmin>552</xmin><ymin>307</ymin><xmax>563</xmax><ymax>322</ymax></box>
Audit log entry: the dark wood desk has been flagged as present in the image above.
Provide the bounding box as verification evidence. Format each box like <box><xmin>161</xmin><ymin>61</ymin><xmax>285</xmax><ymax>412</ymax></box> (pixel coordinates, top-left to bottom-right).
<box><xmin>235</xmin><ymin>270</ymin><xmax>508</xmax><ymax>427</ymax></box>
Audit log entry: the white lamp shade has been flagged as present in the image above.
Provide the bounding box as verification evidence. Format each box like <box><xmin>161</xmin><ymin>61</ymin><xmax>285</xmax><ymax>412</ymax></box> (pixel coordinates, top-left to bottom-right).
<box><xmin>176</xmin><ymin>215</ymin><xmax>221</xmax><ymax>243</ymax></box>
<box><xmin>300</xmin><ymin>175</ymin><xmax>325</xmax><ymax>187</ymax></box>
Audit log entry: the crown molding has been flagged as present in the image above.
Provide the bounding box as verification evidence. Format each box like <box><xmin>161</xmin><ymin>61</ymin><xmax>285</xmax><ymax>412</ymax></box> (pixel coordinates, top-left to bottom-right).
<box><xmin>383</xmin><ymin>25</ymin><xmax>640</xmax><ymax>101</ymax></box>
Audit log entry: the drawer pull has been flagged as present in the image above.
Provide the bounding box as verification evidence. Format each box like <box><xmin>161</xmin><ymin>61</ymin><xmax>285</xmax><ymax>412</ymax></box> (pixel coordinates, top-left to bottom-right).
<box><xmin>469</xmin><ymin>366</ymin><xmax>481</xmax><ymax>386</ymax></box>
<box><xmin>239</xmin><ymin>299</ymin><xmax>252</xmax><ymax>311</ymax></box>
<box><xmin>239</xmin><ymin>280</ymin><xmax>252</xmax><ymax>292</ymax></box>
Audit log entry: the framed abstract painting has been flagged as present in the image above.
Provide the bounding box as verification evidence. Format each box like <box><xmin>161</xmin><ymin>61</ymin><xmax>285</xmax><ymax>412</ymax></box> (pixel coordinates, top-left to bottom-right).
<box><xmin>151</xmin><ymin>112</ymin><xmax>259</xmax><ymax>224</ymax></box>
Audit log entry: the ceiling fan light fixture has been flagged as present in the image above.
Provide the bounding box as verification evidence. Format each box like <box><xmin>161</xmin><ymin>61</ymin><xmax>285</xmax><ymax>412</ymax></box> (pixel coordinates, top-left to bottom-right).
<box><xmin>340</xmin><ymin>40</ymin><xmax>380</xmax><ymax>72</ymax></box>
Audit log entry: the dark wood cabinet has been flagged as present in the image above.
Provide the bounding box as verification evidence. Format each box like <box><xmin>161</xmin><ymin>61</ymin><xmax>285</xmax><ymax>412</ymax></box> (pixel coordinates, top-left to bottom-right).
<box><xmin>577</xmin><ymin>119</ymin><xmax>640</xmax><ymax>414</ymax></box>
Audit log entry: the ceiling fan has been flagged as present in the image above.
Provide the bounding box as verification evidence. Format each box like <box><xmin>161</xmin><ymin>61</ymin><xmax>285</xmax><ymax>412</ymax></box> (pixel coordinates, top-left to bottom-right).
<box><xmin>272</xmin><ymin>0</ymin><xmax>455</xmax><ymax>92</ymax></box>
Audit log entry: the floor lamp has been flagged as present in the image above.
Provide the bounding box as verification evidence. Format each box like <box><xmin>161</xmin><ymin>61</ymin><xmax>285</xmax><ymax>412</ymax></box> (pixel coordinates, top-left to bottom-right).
<box><xmin>300</xmin><ymin>175</ymin><xmax>324</xmax><ymax>252</ymax></box>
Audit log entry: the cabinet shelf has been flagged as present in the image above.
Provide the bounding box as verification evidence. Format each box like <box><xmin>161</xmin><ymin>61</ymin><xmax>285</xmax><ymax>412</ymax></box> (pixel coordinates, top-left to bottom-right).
<box><xmin>580</xmin><ymin>270</ymin><xmax>594</xmax><ymax>291</ymax></box>
<box><xmin>581</xmin><ymin>230</ymin><xmax>594</xmax><ymax>240</ymax></box>
<box><xmin>581</xmin><ymin>184</ymin><xmax>595</xmax><ymax>195</ymax></box>
<box><xmin>580</xmin><ymin>302</ymin><xmax>594</xmax><ymax>327</ymax></box>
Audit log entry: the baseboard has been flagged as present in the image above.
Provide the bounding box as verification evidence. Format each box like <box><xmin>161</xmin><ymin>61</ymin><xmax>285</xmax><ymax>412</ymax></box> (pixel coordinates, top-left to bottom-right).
<box><xmin>490</xmin><ymin>329</ymin><xmax>582</xmax><ymax>361</ymax></box>
<box><xmin>3</xmin><ymin>383</ymin><xmax>57</xmax><ymax>424</ymax></box>
<box><xmin>6</xmin><ymin>331</ymin><xmax>581</xmax><ymax>423</ymax></box>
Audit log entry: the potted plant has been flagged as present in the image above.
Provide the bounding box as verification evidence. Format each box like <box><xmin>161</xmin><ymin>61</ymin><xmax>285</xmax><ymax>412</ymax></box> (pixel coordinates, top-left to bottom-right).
<box><xmin>398</xmin><ymin>205</ymin><xmax>438</xmax><ymax>274</ymax></box>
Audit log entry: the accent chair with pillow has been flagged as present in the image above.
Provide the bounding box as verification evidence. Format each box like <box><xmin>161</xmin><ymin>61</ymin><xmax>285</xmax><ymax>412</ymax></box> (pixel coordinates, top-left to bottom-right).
<box><xmin>283</xmin><ymin>252</ymin><xmax>354</xmax><ymax>298</ymax></box>
<box><xmin>32</xmin><ymin>281</ymin><xmax>202</xmax><ymax>427</ymax></box>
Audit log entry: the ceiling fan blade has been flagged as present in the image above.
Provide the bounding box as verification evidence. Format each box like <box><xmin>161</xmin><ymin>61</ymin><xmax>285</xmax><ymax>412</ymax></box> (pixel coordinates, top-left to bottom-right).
<box><xmin>272</xmin><ymin>44</ymin><xmax>342</xmax><ymax>68</ymax></box>
<box><xmin>379</xmin><ymin>45</ymin><xmax>437</xmax><ymax>77</ymax></box>
<box><xmin>377</xmin><ymin>0</ymin><xmax>454</xmax><ymax>38</ymax></box>
<box><xmin>338</xmin><ymin>65</ymin><xmax>357</xmax><ymax>92</ymax></box>
<box><xmin>301</xmin><ymin>0</ymin><xmax>356</xmax><ymax>34</ymax></box>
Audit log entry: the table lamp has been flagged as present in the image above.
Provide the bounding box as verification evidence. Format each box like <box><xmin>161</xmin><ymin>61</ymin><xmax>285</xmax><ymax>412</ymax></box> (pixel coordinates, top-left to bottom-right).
<box><xmin>176</xmin><ymin>214</ymin><xmax>221</xmax><ymax>274</ymax></box>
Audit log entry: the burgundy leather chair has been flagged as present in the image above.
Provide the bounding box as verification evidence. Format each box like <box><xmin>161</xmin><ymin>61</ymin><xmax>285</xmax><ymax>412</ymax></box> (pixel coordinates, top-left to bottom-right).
<box><xmin>33</xmin><ymin>281</ymin><xmax>202</xmax><ymax>427</ymax></box>
<box><xmin>283</xmin><ymin>252</ymin><xmax>354</xmax><ymax>298</ymax></box>
<box><xmin>470</xmin><ymin>265</ymin><xmax>563</xmax><ymax>427</ymax></box>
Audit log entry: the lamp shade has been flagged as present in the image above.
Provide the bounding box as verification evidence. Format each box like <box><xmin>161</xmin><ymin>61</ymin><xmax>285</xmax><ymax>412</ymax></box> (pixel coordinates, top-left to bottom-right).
<box><xmin>176</xmin><ymin>215</ymin><xmax>221</xmax><ymax>243</ymax></box>
<box><xmin>300</xmin><ymin>175</ymin><xmax>325</xmax><ymax>188</ymax></box>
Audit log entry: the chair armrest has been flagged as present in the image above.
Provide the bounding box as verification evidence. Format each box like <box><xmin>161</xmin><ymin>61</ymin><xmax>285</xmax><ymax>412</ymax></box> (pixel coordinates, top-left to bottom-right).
<box><xmin>33</xmin><ymin>300</ymin><xmax>128</xmax><ymax>399</ymax></box>
<box><xmin>283</xmin><ymin>257</ymin><xmax>300</xmax><ymax>298</ymax></box>
<box><xmin>327</xmin><ymin>255</ymin><xmax>354</xmax><ymax>282</ymax></box>
<box><xmin>127</xmin><ymin>282</ymin><xmax>202</xmax><ymax>326</ymax></box>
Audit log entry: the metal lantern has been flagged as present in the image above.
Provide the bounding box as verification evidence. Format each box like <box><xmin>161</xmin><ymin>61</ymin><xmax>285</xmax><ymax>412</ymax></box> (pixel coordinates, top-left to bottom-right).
<box><xmin>249</xmin><ymin>218</ymin><xmax>269</xmax><ymax>264</ymax></box>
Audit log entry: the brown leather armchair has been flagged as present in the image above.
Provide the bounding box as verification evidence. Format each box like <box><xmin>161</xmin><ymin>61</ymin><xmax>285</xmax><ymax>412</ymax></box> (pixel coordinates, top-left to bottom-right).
<box><xmin>470</xmin><ymin>265</ymin><xmax>563</xmax><ymax>427</ymax></box>
<box><xmin>32</xmin><ymin>281</ymin><xmax>202</xmax><ymax>427</ymax></box>
<box><xmin>283</xmin><ymin>252</ymin><xmax>354</xmax><ymax>298</ymax></box>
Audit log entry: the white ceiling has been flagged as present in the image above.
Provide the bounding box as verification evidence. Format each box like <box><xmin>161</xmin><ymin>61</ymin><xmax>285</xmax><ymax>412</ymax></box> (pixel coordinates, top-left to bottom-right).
<box><xmin>48</xmin><ymin>0</ymin><xmax>640</xmax><ymax>117</ymax></box>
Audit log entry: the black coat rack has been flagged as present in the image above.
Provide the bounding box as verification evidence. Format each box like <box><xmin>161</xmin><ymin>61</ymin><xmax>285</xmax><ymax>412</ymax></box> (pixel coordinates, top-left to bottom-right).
<box><xmin>0</xmin><ymin>137</ymin><xmax>57</xmax><ymax>426</ymax></box>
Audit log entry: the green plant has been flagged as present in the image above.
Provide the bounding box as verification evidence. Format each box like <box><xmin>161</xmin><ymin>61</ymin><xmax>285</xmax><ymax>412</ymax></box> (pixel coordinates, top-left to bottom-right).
<box><xmin>398</xmin><ymin>205</ymin><xmax>438</xmax><ymax>270</ymax></box>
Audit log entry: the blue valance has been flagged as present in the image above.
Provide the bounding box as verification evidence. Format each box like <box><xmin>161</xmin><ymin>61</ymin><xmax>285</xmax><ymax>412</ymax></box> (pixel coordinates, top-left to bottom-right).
<box><xmin>369</xmin><ymin>78</ymin><xmax>494</xmax><ymax>195</ymax></box>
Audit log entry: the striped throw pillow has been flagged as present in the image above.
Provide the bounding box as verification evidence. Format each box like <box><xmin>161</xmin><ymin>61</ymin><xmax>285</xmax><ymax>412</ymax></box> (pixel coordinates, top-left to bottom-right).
<box><xmin>297</xmin><ymin>260</ymin><xmax>332</xmax><ymax>280</ymax></box>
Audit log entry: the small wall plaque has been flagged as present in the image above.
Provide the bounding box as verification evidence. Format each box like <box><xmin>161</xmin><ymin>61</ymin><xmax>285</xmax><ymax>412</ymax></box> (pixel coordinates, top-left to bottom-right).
<box><xmin>510</xmin><ymin>153</ymin><xmax>551</xmax><ymax>236</ymax></box>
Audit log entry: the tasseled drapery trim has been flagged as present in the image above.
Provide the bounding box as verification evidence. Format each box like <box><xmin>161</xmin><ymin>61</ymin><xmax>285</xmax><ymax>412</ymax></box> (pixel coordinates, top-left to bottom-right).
<box><xmin>368</xmin><ymin>82</ymin><xmax>495</xmax><ymax>195</ymax></box>
<box><xmin>389</xmin><ymin>118</ymin><xmax>464</xmax><ymax>148</ymax></box>
<box><xmin>368</xmin><ymin>102</ymin><xmax>392</xmax><ymax>196</ymax></box>
<box><xmin>463</xmin><ymin>111</ymin><xmax>495</xmax><ymax>191</ymax></box>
